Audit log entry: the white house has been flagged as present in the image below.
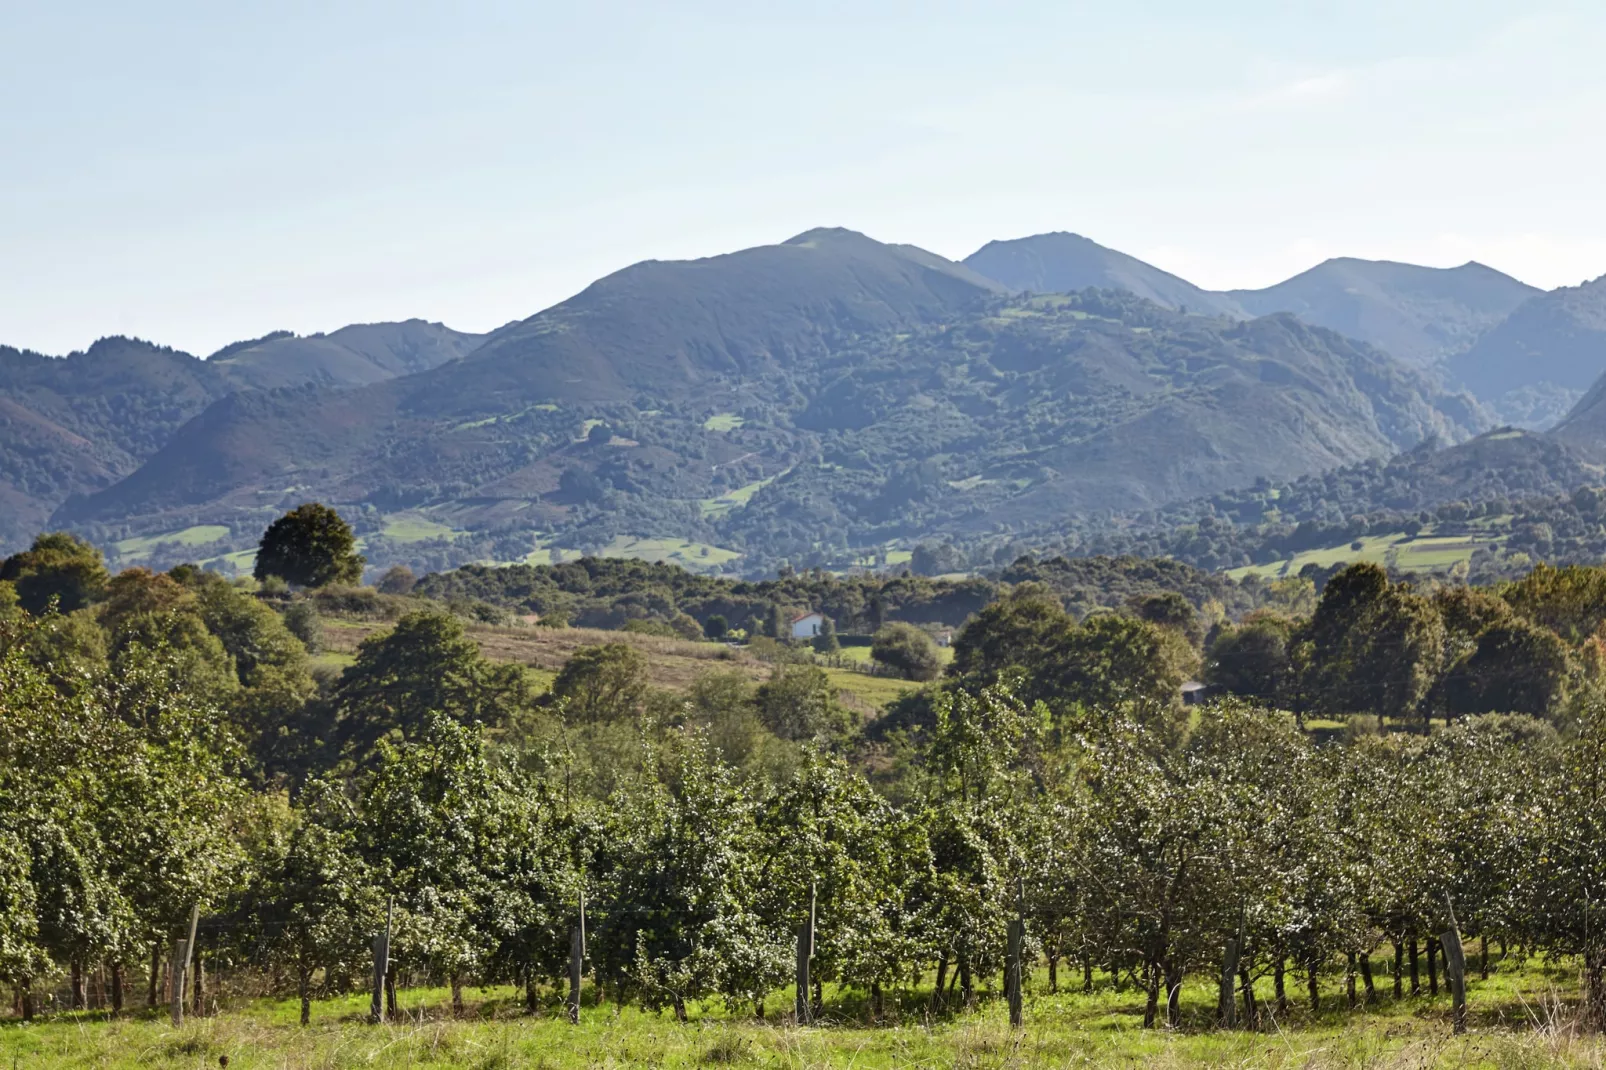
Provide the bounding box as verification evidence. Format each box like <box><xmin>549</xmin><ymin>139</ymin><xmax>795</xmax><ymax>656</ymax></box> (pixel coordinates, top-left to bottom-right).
<box><xmin>790</xmin><ymin>612</ymin><xmax>825</xmax><ymax>640</ymax></box>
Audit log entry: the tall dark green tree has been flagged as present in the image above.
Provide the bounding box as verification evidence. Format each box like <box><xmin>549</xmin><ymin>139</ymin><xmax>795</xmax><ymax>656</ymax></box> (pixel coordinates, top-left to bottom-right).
<box><xmin>254</xmin><ymin>503</ymin><xmax>366</xmax><ymax>589</ymax></box>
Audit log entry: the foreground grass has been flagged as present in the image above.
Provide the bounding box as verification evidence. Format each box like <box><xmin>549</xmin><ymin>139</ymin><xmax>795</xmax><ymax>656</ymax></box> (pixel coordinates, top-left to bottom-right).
<box><xmin>7</xmin><ymin>963</ymin><xmax>1605</xmax><ymax>1069</ymax></box>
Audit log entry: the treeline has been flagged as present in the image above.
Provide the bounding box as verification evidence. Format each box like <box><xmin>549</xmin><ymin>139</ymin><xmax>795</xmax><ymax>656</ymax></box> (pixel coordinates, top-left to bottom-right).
<box><xmin>412</xmin><ymin>554</ymin><xmax>1273</xmax><ymax>636</ymax></box>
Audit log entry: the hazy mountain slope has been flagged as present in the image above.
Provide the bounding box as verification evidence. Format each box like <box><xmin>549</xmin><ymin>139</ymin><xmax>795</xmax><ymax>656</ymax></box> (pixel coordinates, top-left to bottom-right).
<box><xmin>60</xmin><ymin>275</ymin><xmax>1485</xmax><ymax>575</ymax></box>
<box><xmin>1449</xmin><ymin>276</ymin><xmax>1606</xmax><ymax>429</ymax></box>
<box><xmin>723</xmin><ymin>295</ymin><xmax>1485</xmax><ymax>557</ymax></box>
<box><xmin>0</xmin><ymin>338</ymin><xmax>231</xmax><ymax>548</ymax></box>
<box><xmin>423</xmin><ymin>227</ymin><xmax>1005</xmax><ymax>416</ymax></box>
<box><xmin>1228</xmin><ymin>258</ymin><xmax>1538</xmax><ymax>368</ymax></box>
<box><xmin>963</xmin><ymin>232</ymin><xmax>1247</xmax><ymax>318</ymax></box>
<box><xmin>207</xmin><ymin>320</ymin><xmax>486</xmax><ymax>389</ymax></box>
<box><xmin>57</xmin><ymin>229</ymin><xmax>1004</xmax><ymax>534</ymax></box>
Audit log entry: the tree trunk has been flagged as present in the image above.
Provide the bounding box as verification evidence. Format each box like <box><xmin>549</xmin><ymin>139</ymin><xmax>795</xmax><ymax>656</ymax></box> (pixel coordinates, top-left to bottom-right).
<box><xmin>1084</xmin><ymin>957</ymin><xmax>1094</xmax><ymax>994</ymax></box>
<box><xmin>1274</xmin><ymin>956</ymin><xmax>1287</xmax><ymax>1015</ymax></box>
<box><xmin>148</xmin><ymin>943</ymin><xmax>161</xmax><ymax>1008</ymax></box>
<box><xmin>870</xmin><ymin>982</ymin><xmax>883</xmax><ymax>1022</ymax></box>
<box><xmin>525</xmin><ymin>967</ymin><xmax>539</xmax><ymax>1014</ymax></box>
<box><xmin>111</xmin><ymin>961</ymin><xmax>124</xmax><ymax>1016</ymax></box>
<box><xmin>19</xmin><ymin>978</ymin><xmax>33</xmax><ymax>1022</ymax></box>
<box><xmin>1307</xmin><ymin>953</ymin><xmax>1319</xmax><ymax>1014</ymax></box>
<box><xmin>299</xmin><ymin>967</ymin><xmax>312</xmax><ymax>1026</ymax></box>
<box><xmin>672</xmin><ymin>994</ymin><xmax>687</xmax><ymax>1023</ymax></box>
<box><xmin>71</xmin><ymin>959</ymin><xmax>85</xmax><ymax>1010</ymax></box>
<box><xmin>1346</xmin><ymin>952</ymin><xmax>1356</xmax><ymax>1010</ymax></box>
<box><xmin>451</xmin><ymin>975</ymin><xmax>464</xmax><ymax>1017</ymax></box>
<box><xmin>1480</xmin><ymin>934</ymin><xmax>1489</xmax><ymax>980</ymax></box>
<box><xmin>1143</xmin><ymin>961</ymin><xmax>1160</xmax><ymax>1028</ymax></box>
<box><xmin>1409</xmin><ymin>937</ymin><xmax>1421</xmax><ymax>995</ymax></box>
<box><xmin>1240</xmin><ymin>965</ymin><xmax>1256</xmax><ymax>1028</ymax></box>
<box><xmin>386</xmin><ymin>962</ymin><xmax>397</xmax><ymax>1018</ymax></box>
<box><xmin>1047</xmin><ymin>955</ymin><xmax>1057</xmax><ymax>994</ymax></box>
<box><xmin>1427</xmin><ymin>939</ymin><xmax>1439</xmax><ymax>996</ymax></box>
<box><xmin>959</xmin><ymin>959</ymin><xmax>974</xmax><ymax>1008</ymax></box>
<box><xmin>1359</xmin><ymin>952</ymin><xmax>1375</xmax><ymax>1002</ymax></box>
<box><xmin>933</xmin><ymin>956</ymin><xmax>948</xmax><ymax>1011</ymax></box>
<box><xmin>1165</xmin><ymin>963</ymin><xmax>1183</xmax><ymax>1027</ymax></box>
<box><xmin>1393</xmin><ymin>940</ymin><xmax>1403</xmax><ymax>999</ymax></box>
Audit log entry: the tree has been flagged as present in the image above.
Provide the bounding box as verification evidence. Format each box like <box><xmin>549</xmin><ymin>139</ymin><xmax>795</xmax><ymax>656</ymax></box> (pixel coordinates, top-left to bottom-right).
<box><xmin>254</xmin><ymin>503</ymin><xmax>365</xmax><ymax>589</ymax></box>
<box><xmin>1128</xmin><ymin>592</ymin><xmax>1205</xmax><ymax>648</ymax></box>
<box><xmin>703</xmin><ymin>614</ymin><xmax>729</xmax><ymax>641</ymax></box>
<box><xmin>333</xmin><ymin>611</ymin><xmax>534</xmax><ymax>760</ymax></box>
<box><xmin>948</xmin><ymin>591</ymin><xmax>1070</xmax><ymax>682</ymax></box>
<box><xmin>0</xmin><ymin>532</ymin><xmax>109</xmax><ymax>615</ymax></box>
<box><xmin>376</xmin><ymin>565</ymin><xmax>417</xmax><ymax>595</ymax></box>
<box><xmin>588</xmin><ymin>421</ymin><xmax>612</xmax><ymax>445</ymax></box>
<box><xmin>755</xmin><ymin>663</ymin><xmax>851</xmax><ymax>742</ymax></box>
<box><xmin>1442</xmin><ymin>620</ymin><xmax>1571</xmax><ymax>721</ymax></box>
<box><xmin>550</xmin><ymin>643</ymin><xmax>649</xmax><ymax>724</ymax></box>
<box><xmin>812</xmin><ymin>615</ymin><xmax>840</xmax><ymax>654</ymax></box>
<box><xmin>1206</xmin><ymin>615</ymin><xmax>1295</xmax><ymax>705</ymax></box>
<box><xmin>246</xmin><ymin>782</ymin><xmax>383</xmax><ymax>1024</ymax></box>
<box><xmin>873</xmin><ymin>623</ymin><xmax>943</xmax><ymax>682</ymax></box>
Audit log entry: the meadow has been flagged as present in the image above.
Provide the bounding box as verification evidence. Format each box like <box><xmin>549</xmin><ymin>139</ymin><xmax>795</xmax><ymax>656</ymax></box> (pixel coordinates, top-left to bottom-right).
<box><xmin>3</xmin><ymin>961</ymin><xmax>1599</xmax><ymax>1069</ymax></box>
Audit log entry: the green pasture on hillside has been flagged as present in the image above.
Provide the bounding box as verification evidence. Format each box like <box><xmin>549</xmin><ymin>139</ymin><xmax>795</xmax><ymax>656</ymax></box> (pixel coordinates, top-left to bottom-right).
<box><xmin>1229</xmin><ymin>528</ymin><xmax>1503</xmax><ymax>580</ymax></box>
<box><xmin>112</xmin><ymin>525</ymin><xmax>231</xmax><ymax>559</ymax></box>
<box><xmin>702</xmin><ymin>412</ymin><xmax>746</xmax><ymax>431</ymax></box>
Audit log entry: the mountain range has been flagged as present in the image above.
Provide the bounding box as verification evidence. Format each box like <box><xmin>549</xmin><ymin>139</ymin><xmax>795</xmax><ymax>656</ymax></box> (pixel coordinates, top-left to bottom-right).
<box><xmin>6</xmin><ymin>226</ymin><xmax>1606</xmax><ymax>576</ymax></box>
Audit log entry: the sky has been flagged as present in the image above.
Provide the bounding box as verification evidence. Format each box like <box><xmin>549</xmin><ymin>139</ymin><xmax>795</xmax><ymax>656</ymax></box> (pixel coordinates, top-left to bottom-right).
<box><xmin>5</xmin><ymin>1</ymin><xmax>1606</xmax><ymax>356</ymax></box>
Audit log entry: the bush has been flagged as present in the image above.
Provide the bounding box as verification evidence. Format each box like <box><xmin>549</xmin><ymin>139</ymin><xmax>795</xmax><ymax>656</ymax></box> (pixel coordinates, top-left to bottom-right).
<box><xmin>281</xmin><ymin>600</ymin><xmax>323</xmax><ymax>653</ymax></box>
<box><xmin>871</xmin><ymin>622</ymin><xmax>943</xmax><ymax>681</ymax></box>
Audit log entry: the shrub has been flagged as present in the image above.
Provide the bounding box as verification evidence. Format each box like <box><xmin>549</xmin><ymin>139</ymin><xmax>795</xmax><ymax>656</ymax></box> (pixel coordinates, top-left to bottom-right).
<box><xmin>871</xmin><ymin>622</ymin><xmax>943</xmax><ymax>681</ymax></box>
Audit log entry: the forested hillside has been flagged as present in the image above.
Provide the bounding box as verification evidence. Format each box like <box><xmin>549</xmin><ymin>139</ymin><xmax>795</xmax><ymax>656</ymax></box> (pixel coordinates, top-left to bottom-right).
<box><xmin>54</xmin><ymin>276</ymin><xmax>1483</xmax><ymax>576</ymax></box>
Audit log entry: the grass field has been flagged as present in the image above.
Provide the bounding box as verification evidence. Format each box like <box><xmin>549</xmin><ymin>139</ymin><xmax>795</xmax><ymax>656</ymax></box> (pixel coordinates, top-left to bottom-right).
<box><xmin>1229</xmin><ymin>528</ymin><xmax>1502</xmax><ymax>580</ymax></box>
<box><xmin>317</xmin><ymin>619</ymin><xmax>913</xmax><ymax>711</ymax></box>
<box><xmin>702</xmin><ymin>412</ymin><xmax>746</xmax><ymax>432</ymax></box>
<box><xmin>599</xmin><ymin>536</ymin><xmax>741</xmax><ymax>569</ymax></box>
<box><xmin>701</xmin><ymin>475</ymin><xmax>781</xmax><ymax>518</ymax></box>
<box><xmin>112</xmin><ymin>525</ymin><xmax>231</xmax><ymax>559</ymax></box>
<box><xmin>378</xmin><ymin>513</ymin><xmax>464</xmax><ymax>544</ymax></box>
<box><xmin>3</xmin><ymin>960</ymin><xmax>1598</xmax><ymax>1068</ymax></box>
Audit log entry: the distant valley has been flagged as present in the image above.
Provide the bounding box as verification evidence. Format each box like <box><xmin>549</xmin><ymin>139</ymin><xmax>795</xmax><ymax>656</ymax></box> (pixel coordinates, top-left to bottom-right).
<box><xmin>5</xmin><ymin>226</ymin><xmax>1606</xmax><ymax>579</ymax></box>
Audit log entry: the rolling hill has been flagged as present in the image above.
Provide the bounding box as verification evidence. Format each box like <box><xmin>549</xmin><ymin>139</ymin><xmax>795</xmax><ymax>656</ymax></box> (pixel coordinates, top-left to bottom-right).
<box><xmin>962</xmin><ymin>233</ymin><xmax>1246</xmax><ymax>318</ymax></box>
<box><xmin>50</xmin><ymin>231</ymin><xmax>1488</xmax><ymax>576</ymax></box>
<box><xmin>1225</xmin><ymin>257</ymin><xmax>1539</xmax><ymax>369</ymax></box>
<box><xmin>1449</xmin><ymin>275</ymin><xmax>1606</xmax><ymax>429</ymax></box>
<box><xmin>207</xmin><ymin>320</ymin><xmax>486</xmax><ymax>390</ymax></box>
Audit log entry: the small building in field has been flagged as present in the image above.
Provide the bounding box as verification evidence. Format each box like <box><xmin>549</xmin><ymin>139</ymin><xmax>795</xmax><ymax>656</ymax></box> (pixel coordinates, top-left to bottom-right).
<box><xmin>790</xmin><ymin>612</ymin><xmax>825</xmax><ymax>640</ymax></box>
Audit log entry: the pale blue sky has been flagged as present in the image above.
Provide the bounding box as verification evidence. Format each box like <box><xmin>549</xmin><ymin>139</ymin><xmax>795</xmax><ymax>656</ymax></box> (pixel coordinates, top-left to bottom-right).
<box><xmin>5</xmin><ymin>1</ymin><xmax>1606</xmax><ymax>356</ymax></box>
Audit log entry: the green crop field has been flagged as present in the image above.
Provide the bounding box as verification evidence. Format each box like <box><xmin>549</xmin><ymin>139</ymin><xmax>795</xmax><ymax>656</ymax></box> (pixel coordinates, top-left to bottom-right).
<box><xmin>112</xmin><ymin>525</ymin><xmax>231</xmax><ymax>559</ymax></box>
<box><xmin>2</xmin><ymin>960</ymin><xmax>1595</xmax><ymax>1068</ymax></box>
<box><xmin>702</xmin><ymin>412</ymin><xmax>746</xmax><ymax>432</ymax></box>
<box><xmin>1229</xmin><ymin>528</ymin><xmax>1502</xmax><ymax>580</ymax></box>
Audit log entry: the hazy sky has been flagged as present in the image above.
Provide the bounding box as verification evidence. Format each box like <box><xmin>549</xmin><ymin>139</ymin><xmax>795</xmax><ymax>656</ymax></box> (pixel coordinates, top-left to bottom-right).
<box><xmin>5</xmin><ymin>1</ymin><xmax>1606</xmax><ymax>356</ymax></box>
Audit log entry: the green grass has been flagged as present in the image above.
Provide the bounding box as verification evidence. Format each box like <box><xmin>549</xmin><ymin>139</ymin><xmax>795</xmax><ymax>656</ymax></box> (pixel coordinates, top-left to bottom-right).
<box><xmin>1229</xmin><ymin>528</ymin><xmax>1502</xmax><ymax>580</ymax></box>
<box><xmin>702</xmin><ymin>412</ymin><xmax>746</xmax><ymax>432</ymax></box>
<box><xmin>112</xmin><ymin>525</ymin><xmax>231</xmax><ymax>558</ymax></box>
<box><xmin>822</xmin><ymin>666</ymin><xmax>921</xmax><ymax>708</ymax></box>
<box><xmin>599</xmin><ymin>536</ymin><xmax>741</xmax><ymax>569</ymax></box>
<box><xmin>3</xmin><ymin>959</ymin><xmax>1597</xmax><ymax>1068</ymax></box>
<box><xmin>700</xmin><ymin>474</ymin><xmax>783</xmax><ymax>518</ymax></box>
<box><xmin>378</xmin><ymin>513</ymin><xmax>463</xmax><ymax>544</ymax></box>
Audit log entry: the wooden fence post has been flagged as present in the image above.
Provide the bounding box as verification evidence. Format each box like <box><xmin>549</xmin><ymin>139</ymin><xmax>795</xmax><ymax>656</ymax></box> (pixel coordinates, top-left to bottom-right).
<box><xmin>795</xmin><ymin>881</ymin><xmax>815</xmax><ymax>1025</ymax></box>
<box><xmin>370</xmin><ymin>898</ymin><xmax>392</xmax><ymax>1024</ymax></box>
<box><xmin>170</xmin><ymin>939</ymin><xmax>189</xmax><ymax>1027</ymax></box>
<box><xmin>1006</xmin><ymin>919</ymin><xmax>1024</xmax><ymax>1027</ymax></box>
<box><xmin>567</xmin><ymin>892</ymin><xmax>586</xmax><ymax>1025</ymax></box>
<box><xmin>170</xmin><ymin>904</ymin><xmax>199</xmax><ymax>1027</ymax></box>
<box><xmin>1218</xmin><ymin>938</ymin><xmax>1241</xmax><ymax>1028</ymax></box>
<box><xmin>1441</xmin><ymin>894</ymin><xmax>1468</xmax><ymax>1034</ymax></box>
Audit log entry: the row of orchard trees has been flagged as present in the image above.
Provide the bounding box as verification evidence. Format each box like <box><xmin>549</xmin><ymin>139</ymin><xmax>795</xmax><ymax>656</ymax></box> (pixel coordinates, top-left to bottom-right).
<box><xmin>8</xmin><ymin>584</ymin><xmax>1606</xmax><ymax>1030</ymax></box>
